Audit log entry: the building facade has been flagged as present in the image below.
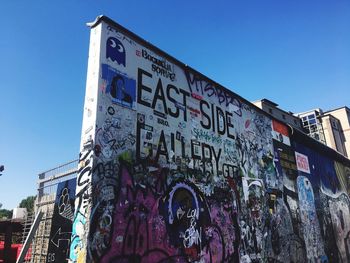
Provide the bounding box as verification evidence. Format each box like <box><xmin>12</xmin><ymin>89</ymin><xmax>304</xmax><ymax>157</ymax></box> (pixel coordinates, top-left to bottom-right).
<box><xmin>254</xmin><ymin>100</ymin><xmax>349</xmax><ymax>158</ymax></box>
<box><xmin>67</xmin><ymin>16</ymin><xmax>350</xmax><ymax>263</ymax></box>
<box><xmin>296</xmin><ymin>109</ymin><xmax>348</xmax><ymax>157</ymax></box>
<box><xmin>297</xmin><ymin>109</ymin><xmax>327</xmax><ymax>144</ymax></box>
<box><xmin>252</xmin><ymin>99</ymin><xmax>302</xmax><ymax>130</ymax></box>
<box><xmin>322</xmin><ymin>107</ymin><xmax>350</xmax><ymax>157</ymax></box>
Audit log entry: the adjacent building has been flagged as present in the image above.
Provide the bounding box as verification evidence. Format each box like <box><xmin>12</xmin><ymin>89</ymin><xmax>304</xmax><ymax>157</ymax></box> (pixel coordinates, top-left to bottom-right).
<box><xmin>322</xmin><ymin>107</ymin><xmax>350</xmax><ymax>157</ymax></box>
<box><xmin>252</xmin><ymin>99</ymin><xmax>303</xmax><ymax>130</ymax></box>
<box><xmin>297</xmin><ymin>109</ymin><xmax>327</xmax><ymax>144</ymax></box>
<box><xmin>253</xmin><ymin>99</ymin><xmax>349</xmax><ymax>158</ymax></box>
<box><xmin>296</xmin><ymin>108</ymin><xmax>348</xmax><ymax>157</ymax></box>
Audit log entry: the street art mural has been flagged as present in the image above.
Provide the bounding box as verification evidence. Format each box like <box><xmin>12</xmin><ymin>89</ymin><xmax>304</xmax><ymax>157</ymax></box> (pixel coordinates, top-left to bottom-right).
<box><xmin>68</xmin><ymin>16</ymin><xmax>350</xmax><ymax>263</ymax></box>
<box><xmin>292</xmin><ymin>140</ymin><xmax>350</xmax><ymax>263</ymax></box>
<box><xmin>47</xmin><ymin>178</ymin><xmax>76</xmax><ymax>263</ymax></box>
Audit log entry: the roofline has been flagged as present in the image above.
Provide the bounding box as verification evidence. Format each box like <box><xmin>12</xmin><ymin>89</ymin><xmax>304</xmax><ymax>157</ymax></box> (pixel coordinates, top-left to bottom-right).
<box><xmin>86</xmin><ymin>15</ymin><xmax>276</xmax><ymax>121</ymax></box>
<box><xmin>253</xmin><ymin>98</ymin><xmax>279</xmax><ymax>107</ymax></box>
<box><xmin>324</xmin><ymin>106</ymin><xmax>350</xmax><ymax>114</ymax></box>
<box><xmin>87</xmin><ymin>16</ymin><xmax>350</xmax><ymax>164</ymax></box>
<box><xmin>252</xmin><ymin>99</ymin><xmax>301</xmax><ymax>120</ymax></box>
<box><xmin>295</xmin><ymin>108</ymin><xmax>323</xmax><ymax>116</ymax></box>
<box><xmin>320</xmin><ymin>112</ymin><xmax>340</xmax><ymax>119</ymax></box>
<box><xmin>291</xmin><ymin>127</ymin><xmax>350</xmax><ymax>164</ymax></box>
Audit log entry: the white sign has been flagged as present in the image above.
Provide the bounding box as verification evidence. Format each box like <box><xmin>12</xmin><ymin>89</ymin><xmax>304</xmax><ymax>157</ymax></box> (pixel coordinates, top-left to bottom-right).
<box><xmin>295</xmin><ymin>152</ymin><xmax>310</xmax><ymax>174</ymax></box>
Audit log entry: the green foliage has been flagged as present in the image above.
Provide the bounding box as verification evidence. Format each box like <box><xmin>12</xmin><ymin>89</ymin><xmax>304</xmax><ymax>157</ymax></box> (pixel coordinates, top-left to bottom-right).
<box><xmin>0</xmin><ymin>208</ymin><xmax>12</xmax><ymax>219</ymax></box>
<box><xmin>19</xmin><ymin>195</ymin><xmax>36</xmax><ymax>213</ymax></box>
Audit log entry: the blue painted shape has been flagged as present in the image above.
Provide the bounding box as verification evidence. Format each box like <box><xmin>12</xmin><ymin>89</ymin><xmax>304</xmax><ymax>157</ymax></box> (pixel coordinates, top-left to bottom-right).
<box><xmin>101</xmin><ymin>63</ymin><xmax>136</xmax><ymax>109</ymax></box>
<box><xmin>293</xmin><ymin>142</ymin><xmax>341</xmax><ymax>194</ymax></box>
<box><xmin>106</xmin><ymin>37</ymin><xmax>126</xmax><ymax>66</ymax></box>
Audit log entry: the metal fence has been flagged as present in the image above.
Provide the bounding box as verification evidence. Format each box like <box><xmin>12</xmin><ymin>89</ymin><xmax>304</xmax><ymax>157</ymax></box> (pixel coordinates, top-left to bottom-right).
<box><xmin>25</xmin><ymin>159</ymin><xmax>78</xmax><ymax>263</ymax></box>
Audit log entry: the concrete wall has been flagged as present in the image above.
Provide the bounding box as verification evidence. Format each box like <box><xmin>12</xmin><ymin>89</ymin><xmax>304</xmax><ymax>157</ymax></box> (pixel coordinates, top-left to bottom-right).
<box><xmin>69</xmin><ymin>17</ymin><xmax>350</xmax><ymax>263</ymax></box>
<box><xmin>321</xmin><ymin>115</ymin><xmax>347</xmax><ymax>156</ymax></box>
<box><xmin>292</xmin><ymin>139</ymin><xmax>350</xmax><ymax>262</ymax></box>
<box><xmin>252</xmin><ymin>99</ymin><xmax>303</xmax><ymax>130</ymax></box>
<box><xmin>327</xmin><ymin>107</ymin><xmax>350</xmax><ymax>158</ymax></box>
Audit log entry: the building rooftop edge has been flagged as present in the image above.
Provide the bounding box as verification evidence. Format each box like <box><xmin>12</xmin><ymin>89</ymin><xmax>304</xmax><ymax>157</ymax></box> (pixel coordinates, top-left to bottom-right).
<box><xmin>85</xmin><ymin>16</ymin><xmax>288</xmax><ymax>127</ymax></box>
<box><xmin>324</xmin><ymin>106</ymin><xmax>350</xmax><ymax>114</ymax></box>
<box><xmin>253</xmin><ymin>99</ymin><xmax>300</xmax><ymax>118</ymax></box>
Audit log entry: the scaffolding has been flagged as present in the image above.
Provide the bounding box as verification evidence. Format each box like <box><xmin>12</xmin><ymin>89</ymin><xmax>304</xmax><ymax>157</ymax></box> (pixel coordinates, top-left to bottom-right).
<box><xmin>24</xmin><ymin>159</ymin><xmax>78</xmax><ymax>263</ymax></box>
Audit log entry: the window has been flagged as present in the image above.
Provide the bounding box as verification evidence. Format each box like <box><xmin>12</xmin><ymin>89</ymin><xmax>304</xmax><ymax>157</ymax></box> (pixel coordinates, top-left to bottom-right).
<box><xmin>309</xmin><ymin>119</ymin><xmax>316</xmax><ymax>124</ymax></box>
<box><xmin>282</xmin><ymin>114</ymin><xmax>286</xmax><ymax>120</ymax></box>
<box><xmin>269</xmin><ymin>108</ymin><xmax>273</xmax><ymax>114</ymax></box>
<box><xmin>307</xmin><ymin>114</ymin><xmax>315</xmax><ymax>120</ymax></box>
<box><xmin>310</xmin><ymin>125</ymin><xmax>317</xmax><ymax>132</ymax></box>
<box><xmin>331</xmin><ymin>121</ymin><xmax>337</xmax><ymax>129</ymax></box>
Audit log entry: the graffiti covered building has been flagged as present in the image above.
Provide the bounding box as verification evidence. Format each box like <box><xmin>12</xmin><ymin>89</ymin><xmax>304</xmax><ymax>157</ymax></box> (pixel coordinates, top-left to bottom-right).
<box><xmin>69</xmin><ymin>16</ymin><xmax>350</xmax><ymax>263</ymax></box>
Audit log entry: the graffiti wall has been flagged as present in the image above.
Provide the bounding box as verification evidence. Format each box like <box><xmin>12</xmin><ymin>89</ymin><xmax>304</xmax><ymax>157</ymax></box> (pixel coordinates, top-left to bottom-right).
<box><xmin>70</xmin><ymin>16</ymin><xmax>350</xmax><ymax>263</ymax></box>
<box><xmin>47</xmin><ymin>178</ymin><xmax>76</xmax><ymax>263</ymax></box>
<box><xmin>293</xmin><ymin>140</ymin><xmax>350</xmax><ymax>262</ymax></box>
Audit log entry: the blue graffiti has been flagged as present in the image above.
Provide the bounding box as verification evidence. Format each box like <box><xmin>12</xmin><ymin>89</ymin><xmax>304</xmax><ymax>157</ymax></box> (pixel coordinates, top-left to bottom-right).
<box><xmin>69</xmin><ymin>212</ymin><xmax>87</xmax><ymax>262</ymax></box>
<box><xmin>106</xmin><ymin>37</ymin><xmax>126</xmax><ymax>66</ymax></box>
<box><xmin>102</xmin><ymin>64</ymin><xmax>136</xmax><ymax>109</ymax></box>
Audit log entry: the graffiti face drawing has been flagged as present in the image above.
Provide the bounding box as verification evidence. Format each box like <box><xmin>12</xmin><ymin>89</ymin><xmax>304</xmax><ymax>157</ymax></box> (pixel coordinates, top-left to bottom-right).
<box><xmin>297</xmin><ymin>176</ymin><xmax>326</xmax><ymax>262</ymax></box>
<box><xmin>106</xmin><ymin>37</ymin><xmax>126</xmax><ymax>66</ymax></box>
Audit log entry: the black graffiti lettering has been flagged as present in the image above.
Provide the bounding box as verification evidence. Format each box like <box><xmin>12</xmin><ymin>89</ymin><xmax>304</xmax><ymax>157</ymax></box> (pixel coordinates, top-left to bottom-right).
<box><xmin>152</xmin><ymin>64</ymin><xmax>175</xmax><ymax>81</ymax></box>
<box><xmin>211</xmin><ymin>103</ymin><xmax>216</xmax><ymax>133</ymax></box>
<box><xmin>167</xmin><ymin>84</ymin><xmax>179</xmax><ymax>118</ymax></box>
<box><xmin>191</xmin><ymin>140</ymin><xmax>201</xmax><ymax>160</ymax></box>
<box><xmin>155</xmin><ymin>130</ymin><xmax>169</xmax><ymax>163</ymax></box>
<box><xmin>185</xmin><ymin>71</ymin><xmax>203</xmax><ymax>94</ymax></box>
<box><xmin>211</xmin><ymin>146</ymin><xmax>222</xmax><ymax>174</ymax></box>
<box><xmin>137</xmin><ymin>68</ymin><xmax>189</xmax><ymax>122</ymax></box>
<box><xmin>185</xmin><ymin>69</ymin><xmax>242</xmax><ymax>108</ymax></box>
<box><xmin>216</xmin><ymin>106</ymin><xmax>226</xmax><ymax>135</ymax></box>
<box><xmin>200</xmin><ymin>100</ymin><xmax>211</xmax><ymax>129</ymax></box>
<box><xmin>226</xmin><ymin>111</ymin><xmax>235</xmax><ymax>140</ymax></box>
<box><xmin>189</xmin><ymin>141</ymin><xmax>223</xmax><ymax>176</ymax></box>
<box><xmin>216</xmin><ymin>87</ymin><xmax>225</xmax><ymax>105</ymax></box>
<box><xmin>204</xmin><ymin>82</ymin><xmax>216</xmax><ymax>97</ymax></box>
<box><xmin>142</xmin><ymin>49</ymin><xmax>171</xmax><ymax>71</ymax></box>
<box><xmin>137</xmin><ymin>68</ymin><xmax>152</xmax><ymax>108</ymax></box>
<box><xmin>141</xmin><ymin>49</ymin><xmax>176</xmax><ymax>81</ymax></box>
<box><xmin>79</xmin><ymin>148</ymin><xmax>92</xmax><ymax>163</ymax></box>
<box><xmin>179</xmin><ymin>88</ymin><xmax>190</xmax><ymax>122</ymax></box>
<box><xmin>199</xmin><ymin>102</ymin><xmax>235</xmax><ymax>138</ymax></box>
<box><xmin>77</xmin><ymin>166</ymin><xmax>91</xmax><ymax>186</ymax></box>
<box><xmin>202</xmin><ymin>143</ymin><xmax>212</xmax><ymax>160</ymax></box>
<box><xmin>151</xmin><ymin>78</ymin><xmax>168</xmax><ymax>115</ymax></box>
<box><xmin>222</xmin><ymin>163</ymin><xmax>237</xmax><ymax>178</ymax></box>
<box><xmin>157</xmin><ymin>118</ymin><xmax>169</xmax><ymax>127</ymax></box>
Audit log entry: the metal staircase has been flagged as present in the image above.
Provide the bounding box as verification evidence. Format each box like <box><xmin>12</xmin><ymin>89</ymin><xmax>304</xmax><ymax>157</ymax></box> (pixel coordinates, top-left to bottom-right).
<box><xmin>21</xmin><ymin>212</ymin><xmax>34</xmax><ymax>245</ymax></box>
<box><xmin>16</xmin><ymin>211</ymin><xmax>43</xmax><ymax>263</ymax></box>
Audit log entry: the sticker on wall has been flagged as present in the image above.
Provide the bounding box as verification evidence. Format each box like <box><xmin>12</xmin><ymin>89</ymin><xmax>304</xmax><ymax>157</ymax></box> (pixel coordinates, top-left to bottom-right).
<box><xmin>272</xmin><ymin>120</ymin><xmax>290</xmax><ymax>146</ymax></box>
<box><xmin>295</xmin><ymin>151</ymin><xmax>310</xmax><ymax>174</ymax></box>
<box><xmin>106</xmin><ymin>37</ymin><xmax>126</xmax><ymax>66</ymax></box>
<box><xmin>102</xmin><ymin>64</ymin><xmax>136</xmax><ymax>109</ymax></box>
<box><xmin>137</xmin><ymin>48</ymin><xmax>176</xmax><ymax>81</ymax></box>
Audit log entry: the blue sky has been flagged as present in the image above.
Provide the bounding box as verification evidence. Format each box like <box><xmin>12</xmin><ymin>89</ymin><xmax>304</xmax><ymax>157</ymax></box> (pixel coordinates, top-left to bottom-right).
<box><xmin>0</xmin><ymin>0</ymin><xmax>349</xmax><ymax>209</ymax></box>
